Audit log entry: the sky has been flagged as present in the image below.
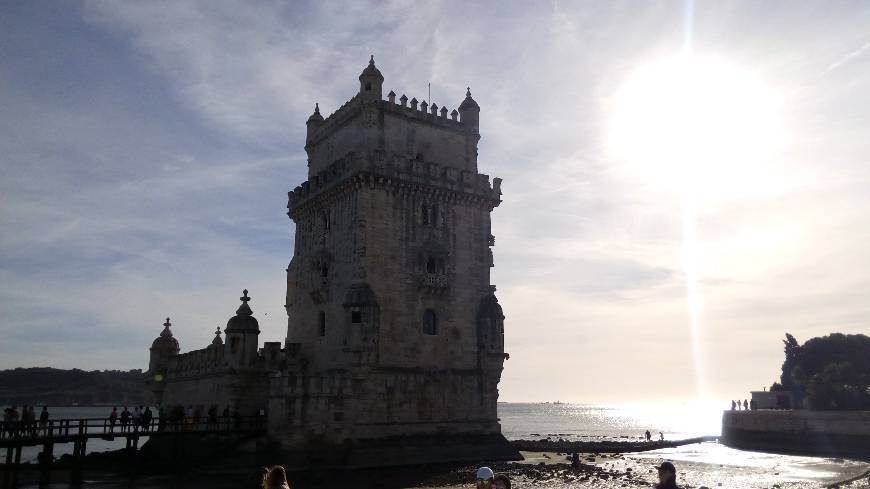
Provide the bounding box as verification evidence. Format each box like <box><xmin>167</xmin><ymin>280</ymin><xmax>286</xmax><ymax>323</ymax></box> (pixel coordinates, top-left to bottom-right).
<box><xmin>2</xmin><ymin>0</ymin><xmax>870</xmax><ymax>404</ymax></box>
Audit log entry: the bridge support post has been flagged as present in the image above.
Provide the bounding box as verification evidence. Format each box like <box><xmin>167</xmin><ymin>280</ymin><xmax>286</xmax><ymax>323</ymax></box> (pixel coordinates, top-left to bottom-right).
<box><xmin>39</xmin><ymin>441</ymin><xmax>54</xmax><ymax>487</ymax></box>
<box><xmin>70</xmin><ymin>439</ymin><xmax>84</xmax><ymax>485</ymax></box>
<box><xmin>3</xmin><ymin>446</ymin><xmax>13</xmax><ymax>489</ymax></box>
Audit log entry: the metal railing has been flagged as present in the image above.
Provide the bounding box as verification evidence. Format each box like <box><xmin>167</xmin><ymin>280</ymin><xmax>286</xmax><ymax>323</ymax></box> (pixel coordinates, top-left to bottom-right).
<box><xmin>0</xmin><ymin>415</ymin><xmax>266</xmax><ymax>441</ymax></box>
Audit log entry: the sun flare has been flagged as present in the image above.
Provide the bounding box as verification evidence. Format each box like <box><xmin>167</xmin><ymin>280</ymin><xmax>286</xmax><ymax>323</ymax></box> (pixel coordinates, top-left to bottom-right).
<box><xmin>608</xmin><ymin>55</ymin><xmax>786</xmax><ymax>198</ymax></box>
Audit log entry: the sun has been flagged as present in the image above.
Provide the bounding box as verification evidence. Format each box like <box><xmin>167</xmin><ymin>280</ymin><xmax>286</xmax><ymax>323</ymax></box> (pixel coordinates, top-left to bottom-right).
<box><xmin>607</xmin><ymin>55</ymin><xmax>786</xmax><ymax>199</ymax></box>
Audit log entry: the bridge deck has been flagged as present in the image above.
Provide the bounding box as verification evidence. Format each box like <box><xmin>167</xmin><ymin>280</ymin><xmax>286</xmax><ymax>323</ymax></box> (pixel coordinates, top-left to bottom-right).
<box><xmin>0</xmin><ymin>416</ymin><xmax>266</xmax><ymax>449</ymax></box>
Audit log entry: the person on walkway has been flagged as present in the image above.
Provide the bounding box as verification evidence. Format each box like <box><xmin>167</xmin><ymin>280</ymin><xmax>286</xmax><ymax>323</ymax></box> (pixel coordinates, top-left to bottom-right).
<box><xmin>262</xmin><ymin>465</ymin><xmax>291</xmax><ymax>489</ymax></box>
<box><xmin>2</xmin><ymin>407</ymin><xmax>10</xmax><ymax>438</ymax></box>
<box><xmin>743</xmin><ymin>399</ymin><xmax>749</xmax><ymax>410</ymax></box>
<box><xmin>133</xmin><ymin>406</ymin><xmax>143</xmax><ymax>432</ymax></box>
<box><xmin>645</xmin><ymin>430</ymin><xmax>652</xmax><ymax>442</ymax></box>
<box><xmin>39</xmin><ymin>406</ymin><xmax>49</xmax><ymax>435</ymax></box>
<box><xmin>142</xmin><ymin>406</ymin><xmax>153</xmax><ymax>432</ymax></box>
<box><xmin>654</xmin><ymin>461</ymin><xmax>680</xmax><ymax>489</ymax></box>
<box><xmin>731</xmin><ymin>400</ymin><xmax>737</xmax><ymax>410</ymax></box>
<box><xmin>109</xmin><ymin>407</ymin><xmax>118</xmax><ymax>432</ymax></box>
<box><xmin>659</xmin><ymin>431</ymin><xmax>664</xmax><ymax>441</ymax></box>
<box><xmin>120</xmin><ymin>406</ymin><xmax>130</xmax><ymax>432</ymax></box>
<box><xmin>493</xmin><ymin>474</ymin><xmax>511</xmax><ymax>489</ymax></box>
<box><xmin>475</xmin><ymin>467</ymin><xmax>495</xmax><ymax>489</ymax></box>
<box><xmin>232</xmin><ymin>406</ymin><xmax>241</xmax><ymax>430</ymax></box>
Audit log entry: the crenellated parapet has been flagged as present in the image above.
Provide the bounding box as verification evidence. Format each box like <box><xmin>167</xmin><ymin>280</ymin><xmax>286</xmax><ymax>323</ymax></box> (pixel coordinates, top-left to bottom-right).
<box><xmin>287</xmin><ymin>150</ymin><xmax>502</xmax><ymax>219</ymax></box>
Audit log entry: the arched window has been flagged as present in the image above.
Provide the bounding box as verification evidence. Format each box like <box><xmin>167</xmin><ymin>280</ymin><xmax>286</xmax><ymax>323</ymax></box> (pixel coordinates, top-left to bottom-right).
<box><xmin>365</xmin><ymin>82</ymin><xmax>372</xmax><ymax>91</ymax></box>
<box><xmin>423</xmin><ymin>309</ymin><xmax>437</xmax><ymax>335</ymax></box>
<box><xmin>230</xmin><ymin>337</ymin><xmax>240</xmax><ymax>353</ymax></box>
<box><xmin>318</xmin><ymin>311</ymin><xmax>326</xmax><ymax>337</ymax></box>
<box><xmin>421</xmin><ymin>204</ymin><xmax>429</xmax><ymax>225</ymax></box>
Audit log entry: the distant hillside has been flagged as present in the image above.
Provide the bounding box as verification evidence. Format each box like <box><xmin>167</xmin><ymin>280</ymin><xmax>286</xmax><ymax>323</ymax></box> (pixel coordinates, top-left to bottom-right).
<box><xmin>0</xmin><ymin>367</ymin><xmax>150</xmax><ymax>406</ymax></box>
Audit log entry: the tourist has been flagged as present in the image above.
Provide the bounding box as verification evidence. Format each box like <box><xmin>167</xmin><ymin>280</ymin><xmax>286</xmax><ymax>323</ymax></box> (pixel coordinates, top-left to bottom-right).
<box><xmin>39</xmin><ymin>406</ymin><xmax>49</xmax><ymax>435</ymax></box>
<box><xmin>2</xmin><ymin>407</ymin><xmax>11</xmax><ymax>438</ymax></box>
<box><xmin>120</xmin><ymin>406</ymin><xmax>130</xmax><ymax>432</ymax></box>
<box><xmin>185</xmin><ymin>405</ymin><xmax>194</xmax><ymax>430</ymax></box>
<box><xmin>142</xmin><ymin>406</ymin><xmax>153</xmax><ymax>432</ymax></box>
<box><xmin>262</xmin><ymin>465</ymin><xmax>291</xmax><ymax>489</ymax></box>
<box><xmin>109</xmin><ymin>407</ymin><xmax>118</xmax><ymax>432</ymax></box>
<box><xmin>493</xmin><ymin>474</ymin><xmax>511</xmax><ymax>489</ymax></box>
<box><xmin>659</xmin><ymin>431</ymin><xmax>664</xmax><ymax>441</ymax></box>
<box><xmin>207</xmin><ymin>405</ymin><xmax>218</xmax><ymax>430</ymax></box>
<box><xmin>133</xmin><ymin>406</ymin><xmax>143</xmax><ymax>432</ymax></box>
<box><xmin>731</xmin><ymin>400</ymin><xmax>737</xmax><ymax>410</ymax></box>
<box><xmin>232</xmin><ymin>406</ymin><xmax>241</xmax><ymax>430</ymax></box>
<box><xmin>571</xmin><ymin>452</ymin><xmax>580</xmax><ymax>467</ymax></box>
<box><xmin>645</xmin><ymin>429</ymin><xmax>652</xmax><ymax>442</ymax></box>
<box><xmin>743</xmin><ymin>399</ymin><xmax>749</xmax><ymax>410</ymax></box>
<box><xmin>475</xmin><ymin>467</ymin><xmax>495</xmax><ymax>488</ymax></box>
<box><xmin>10</xmin><ymin>406</ymin><xmax>20</xmax><ymax>437</ymax></box>
<box><xmin>222</xmin><ymin>405</ymin><xmax>231</xmax><ymax>429</ymax></box>
<box><xmin>654</xmin><ymin>461</ymin><xmax>679</xmax><ymax>489</ymax></box>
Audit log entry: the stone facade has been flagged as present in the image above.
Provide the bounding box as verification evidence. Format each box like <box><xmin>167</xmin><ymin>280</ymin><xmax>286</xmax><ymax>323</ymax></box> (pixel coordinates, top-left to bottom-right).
<box><xmin>146</xmin><ymin>57</ymin><xmax>511</xmax><ymax>464</ymax></box>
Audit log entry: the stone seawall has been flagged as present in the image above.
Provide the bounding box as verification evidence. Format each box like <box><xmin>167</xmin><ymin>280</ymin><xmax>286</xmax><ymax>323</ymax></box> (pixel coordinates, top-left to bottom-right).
<box><xmin>721</xmin><ymin>410</ymin><xmax>870</xmax><ymax>460</ymax></box>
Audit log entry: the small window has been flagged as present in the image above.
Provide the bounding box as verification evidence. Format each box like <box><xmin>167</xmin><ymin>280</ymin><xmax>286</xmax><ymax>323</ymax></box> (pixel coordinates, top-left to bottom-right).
<box><xmin>423</xmin><ymin>309</ymin><xmax>437</xmax><ymax>335</ymax></box>
<box><xmin>426</xmin><ymin>256</ymin><xmax>437</xmax><ymax>273</ymax></box>
<box><xmin>318</xmin><ymin>311</ymin><xmax>326</xmax><ymax>337</ymax></box>
<box><xmin>321</xmin><ymin>264</ymin><xmax>329</xmax><ymax>278</ymax></box>
<box><xmin>431</xmin><ymin>204</ymin><xmax>438</xmax><ymax>226</ymax></box>
<box><xmin>351</xmin><ymin>310</ymin><xmax>362</xmax><ymax>324</ymax></box>
<box><xmin>365</xmin><ymin>82</ymin><xmax>372</xmax><ymax>91</ymax></box>
<box><xmin>230</xmin><ymin>337</ymin><xmax>240</xmax><ymax>353</ymax></box>
<box><xmin>421</xmin><ymin>204</ymin><xmax>429</xmax><ymax>225</ymax></box>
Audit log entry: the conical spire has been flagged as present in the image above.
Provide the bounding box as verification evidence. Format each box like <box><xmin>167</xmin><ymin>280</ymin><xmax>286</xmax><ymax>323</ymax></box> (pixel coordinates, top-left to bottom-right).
<box><xmin>160</xmin><ymin>317</ymin><xmax>173</xmax><ymax>337</ymax></box>
<box><xmin>307</xmin><ymin>103</ymin><xmax>324</xmax><ymax>123</ymax></box>
<box><xmin>211</xmin><ymin>326</ymin><xmax>223</xmax><ymax>346</ymax></box>
<box><xmin>236</xmin><ymin>289</ymin><xmax>252</xmax><ymax>316</ymax></box>
<box><xmin>459</xmin><ymin>86</ymin><xmax>480</xmax><ymax>110</ymax></box>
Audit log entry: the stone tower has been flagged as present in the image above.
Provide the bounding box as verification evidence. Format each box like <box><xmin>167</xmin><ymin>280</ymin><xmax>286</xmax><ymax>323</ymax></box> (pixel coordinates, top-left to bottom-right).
<box><xmin>271</xmin><ymin>57</ymin><xmax>512</xmax><ymax>463</ymax></box>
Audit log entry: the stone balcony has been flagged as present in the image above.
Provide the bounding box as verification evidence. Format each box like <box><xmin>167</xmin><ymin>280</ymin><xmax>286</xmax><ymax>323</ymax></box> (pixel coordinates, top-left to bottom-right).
<box><xmin>421</xmin><ymin>272</ymin><xmax>449</xmax><ymax>289</ymax></box>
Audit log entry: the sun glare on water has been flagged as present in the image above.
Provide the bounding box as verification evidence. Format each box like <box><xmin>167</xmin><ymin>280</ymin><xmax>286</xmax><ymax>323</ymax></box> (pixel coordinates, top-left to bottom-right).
<box><xmin>607</xmin><ymin>55</ymin><xmax>787</xmax><ymax>399</ymax></box>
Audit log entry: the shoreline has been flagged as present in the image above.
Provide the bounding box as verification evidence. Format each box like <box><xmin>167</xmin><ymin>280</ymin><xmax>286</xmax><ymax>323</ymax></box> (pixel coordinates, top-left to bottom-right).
<box><xmin>510</xmin><ymin>435</ymin><xmax>718</xmax><ymax>454</ymax></box>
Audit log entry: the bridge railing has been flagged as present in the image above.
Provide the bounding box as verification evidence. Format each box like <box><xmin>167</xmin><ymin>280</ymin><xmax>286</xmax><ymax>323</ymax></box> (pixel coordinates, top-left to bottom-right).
<box><xmin>0</xmin><ymin>415</ymin><xmax>266</xmax><ymax>441</ymax></box>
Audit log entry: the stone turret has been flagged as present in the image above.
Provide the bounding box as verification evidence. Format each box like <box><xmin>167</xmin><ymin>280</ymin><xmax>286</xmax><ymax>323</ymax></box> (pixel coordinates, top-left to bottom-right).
<box><xmin>306</xmin><ymin>103</ymin><xmax>324</xmax><ymax>147</ymax></box>
<box><xmin>149</xmin><ymin>317</ymin><xmax>180</xmax><ymax>376</ymax></box>
<box><xmin>459</xmin><ymin>87</ymin><xmax>480</xmax><ymax>131</ymax></box>
<box><xmin>358</xmin><ymin>55</ymin><xmax>384</xmax><ymax>101</ymax></box>
<box><xmin>224</xmin><ymin>289</ymin><xmax>260</xmax><ymax>368</ymax></box>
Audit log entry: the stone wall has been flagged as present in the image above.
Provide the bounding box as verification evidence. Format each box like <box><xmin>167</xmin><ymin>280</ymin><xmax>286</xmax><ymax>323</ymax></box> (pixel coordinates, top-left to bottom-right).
<box><xmin>721</xmin><ymin>410</ymin><xmax>870</xmax><ymax>459</ymax></box>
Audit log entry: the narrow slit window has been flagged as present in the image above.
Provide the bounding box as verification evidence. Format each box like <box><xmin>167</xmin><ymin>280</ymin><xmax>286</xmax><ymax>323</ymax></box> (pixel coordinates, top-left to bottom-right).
<box><xmin>318</xmin><ymin>311</ymin><xmax>326</xmax><ymax>337</ymax></box>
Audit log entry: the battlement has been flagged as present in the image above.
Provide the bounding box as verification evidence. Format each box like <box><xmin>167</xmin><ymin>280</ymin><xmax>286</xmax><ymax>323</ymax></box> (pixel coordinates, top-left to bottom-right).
<box><xmin>308</xmin><ymin>91</ymin><xmax>473</xmax><ymax>148</ymax></box>
<box><xmin>168</xmin><ymin>345</ymin><xmax>226</xmax><ymax>377</ymax></box>
<box><xmin>287</xmin><ymin>150</ymin><xmax>502</xmax><ymax>217</ymax></box>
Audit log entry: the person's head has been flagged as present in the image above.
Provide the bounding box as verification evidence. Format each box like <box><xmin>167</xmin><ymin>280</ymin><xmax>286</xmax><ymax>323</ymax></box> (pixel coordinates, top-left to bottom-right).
<box><xmin>475</xmin><ymin>467</ymin><xmax>494</xmax><ymax>489</ymax></box>
<box><xmin>262</xmin><ymin>465</ymin><xmax>290</xmax><ymax>489</ymax></box>
<box><xmin>655</xmin><ymin>461</ymin><xmax>676</xmax><ymax>485</ymax></box>
<box><xmin>493</xmin><ymin>474</ymin><xmax>511</xmax><ymax>489</ymax></box>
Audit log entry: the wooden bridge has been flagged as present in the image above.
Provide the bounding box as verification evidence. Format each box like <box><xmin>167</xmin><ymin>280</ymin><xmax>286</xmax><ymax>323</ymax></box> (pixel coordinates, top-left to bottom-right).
<box><xmin>1</xmin><ymin>416</ymin><xmax>266</xmax><ymax>488</ymax></box>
